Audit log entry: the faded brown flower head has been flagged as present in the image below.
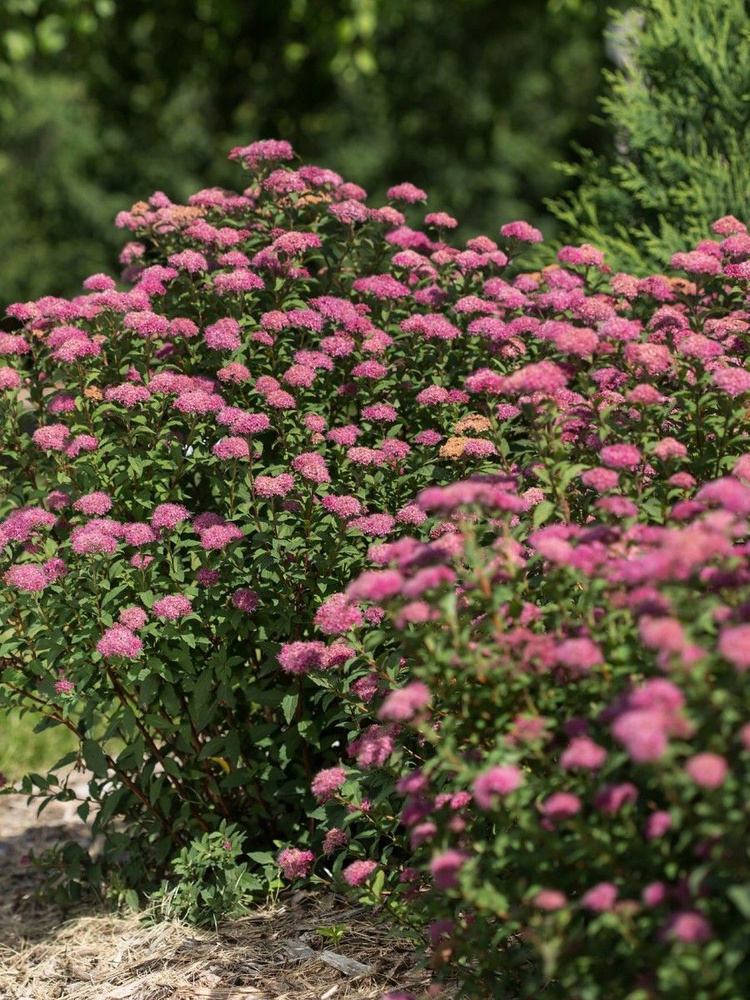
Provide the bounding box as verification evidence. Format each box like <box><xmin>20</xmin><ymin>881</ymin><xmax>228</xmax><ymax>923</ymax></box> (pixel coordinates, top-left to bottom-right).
<box><xmin>129</xmin><ymin>200</ymin><xmax>150</xmax><ymax>217</ymax></box>
<box><xmin>454</xmin><ymin>414</ymin><xmax>491</xmax><ymax>435</ymax></box>
<box><xmin>439</xmin><ymin>436</ymin><xmax>469</xmax><ymax>459</ymax></box>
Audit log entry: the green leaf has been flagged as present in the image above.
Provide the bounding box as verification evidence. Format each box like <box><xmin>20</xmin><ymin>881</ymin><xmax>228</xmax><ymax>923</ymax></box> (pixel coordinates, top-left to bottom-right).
<box><xmin>281</xmin><ymin>692</ymin><xmax>298</xmax><ymax>725</ymax></box>
<box><xmin>728</xmin><ymin>883</ymin><xmax>750</xmax><ymax>918</ymax></box>
<box><xmin>533</xmin><ymin>500</ymin><xmax>555</xmax><ymax>527</ymax></box>
<box><xmin>81</xmin><ymin>739</ymin><xmax>109</xmax><ymax>777</ymax></box>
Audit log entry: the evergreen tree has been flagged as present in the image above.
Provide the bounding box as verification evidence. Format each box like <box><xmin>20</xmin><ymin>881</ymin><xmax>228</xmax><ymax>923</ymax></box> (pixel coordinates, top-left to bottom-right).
<box><xmin>549</xmin><ymin>0</ymin><xmax>750</xmax><ymax>274</ymax></box>
<box><xmin>0</xmin><ymin>0</ymin><xmax>618</xmax><ymax>304</ymax></box>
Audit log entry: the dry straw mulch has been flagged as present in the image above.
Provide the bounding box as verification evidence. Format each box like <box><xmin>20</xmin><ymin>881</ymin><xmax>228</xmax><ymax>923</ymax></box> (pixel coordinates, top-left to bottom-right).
<box><xmin>0</xmin><ymin>785</ymin><xmax>435</xmax><ymax>1000</ymax></box>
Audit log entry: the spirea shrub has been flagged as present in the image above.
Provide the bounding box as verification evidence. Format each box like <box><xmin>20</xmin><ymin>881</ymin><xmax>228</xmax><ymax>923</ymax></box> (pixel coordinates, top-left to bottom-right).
<box><xmin>1</xmin><ymin>140</ymin><xmax>499</xmax><ymax>889</ymax></box>
<box><xmin>2</xmin><ymin>138</ymin><xmax>750</xmax><ymax>996</ymax></box>
<box><xmin>247</xmin><ymin>208</ymin><xmax>750</xmax><ymax>993</ymax></box>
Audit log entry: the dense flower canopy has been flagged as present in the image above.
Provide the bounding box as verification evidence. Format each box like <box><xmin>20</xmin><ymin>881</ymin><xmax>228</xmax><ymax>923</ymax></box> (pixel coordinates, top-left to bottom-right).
<box><xmin>1</xmin><ymin>138</ymin><xmax>750</xmax><ymax>998</ymax></box>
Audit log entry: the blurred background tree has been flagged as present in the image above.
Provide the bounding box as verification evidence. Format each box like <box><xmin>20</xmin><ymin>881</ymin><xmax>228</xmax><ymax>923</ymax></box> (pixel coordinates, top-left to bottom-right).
<box><xmin>0</xmin><ymin>0</ymin><xmax>621</xmax><ymax>304</ymax></box>
<box><xmin>548</xmin><ymin>0</ymin><xmax>750</xmax><ymax>273</ymax></box>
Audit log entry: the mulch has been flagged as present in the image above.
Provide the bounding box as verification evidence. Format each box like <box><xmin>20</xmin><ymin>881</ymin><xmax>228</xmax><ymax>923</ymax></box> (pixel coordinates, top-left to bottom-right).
<box><xmin>0</xmin><ymin>781</ymin><xmax>438</xmax><ymax>1000</ymax></box>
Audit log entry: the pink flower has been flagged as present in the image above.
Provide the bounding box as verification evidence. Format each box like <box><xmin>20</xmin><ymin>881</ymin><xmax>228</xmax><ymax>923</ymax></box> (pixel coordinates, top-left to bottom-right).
<box><xmin>217</xmin><ymin>362</ymin><xmax>252</xmax><ymax>384</ymax></box>
<box><xmin>378</xmin><ymin>681</ymin><xmax>431</xmax><ymax>721</ymax></box>
<box><xmin>685</xmin><ymin>752</ymin><xmax>727</xmax><ymax>789</ymax></box>
<box><xmin>0</xmin><ymin>368</ymin><xmax>22</xmax><ymax>390</ymax></box>
<box><xmin>581</xmin><ymin>882</ymin><xmax>618</xmax><ymax>913</ymax></box>
<box><xmin>314</xmin><ymin>593</ymin><xmax>363</xmax><ymax>634</ymax></box>
<box><xmin>671</xmin><ymin>251</ymin><xmax>721</xmax><ymax>275</ymax></box>
<box><xmin>348</xmin><ymin>513</ymin><xmax>395</xmax><ymax>537</ymax></box>
<box><xmin>66</xmin><ymin>435</ymin><xmax>99</xmax><ymax>459</ymax></box>
<box><xmin>173</xmin><ymin>390</ymin><xmax>225</xmax><ymax>414</ymax></box>
<box><xmin>322</xmin><ymin>828</ymin><xmax>349</xmax><ymax>854</ymax></box>
<box><xmin>652</xmin><ymin>437</ymin><xmax>688</xmax><ymax>461</ymax></box>
<box><xmin>351</xmin><ymin>360</ymin><xmax>387</xmax><ymax>379</ymax></box>
<box><xmin>320</xmin><ymin>638</ymin><xmax>355</xmax><ymax>667</ymax></box>
<box><xmin>342</xmin><ymin>859</ymin><xmax>377</xmax><ymax>886</ymax></box>
<box><xmin>232</xmin><ymin>588</ymin><xmax>258</xmax><ymax>613</ymax></box>
<box><xmin>501</xmin><ymin>221</ymin><xmax>543</xmax><ymax>243</ymax></box>
<box><xmin>151</xmin><ymin>503</ymin><xmax>190</xmax><ymax>529</ymax></box>
<box><xmin>277</xmin><ymin>641</ymin><xmax>326</xmax><ymax>674</ymax></box>
<box><xmin>73</xmin><ymin>492</ymin><xmax>112</xmax><ymax>516</ymax></box>
<box><xmin>473</xmin><ymin>765</ymin><xmax>523</xmax><ymax>808</ymax></box>
<box><xmin>347</xmin><ymin>569</ymin><xmax>403</xmax><ymax>602</ymax></box>
<box><xmin>361</xmin><ymin>403</ymin><xmax>398</xmax><ymax>423</ymax></box>
<box><xmin>351</xmin><ymin>673</ymin><xmax>380</xmax><ymax>703</ymax></box>
<box><xmin>311</xmin><ymin>767</ymin><xmax>346</xmax><ymax>802</ymax></box>
<box><xmin>321</xmin><ymin>495</ymin><xmax>363</xmax><ymax>518</ymax></box>
<box><xmin>327</xmin><ymin>425</ymin><xmax>361</xmax><ymax>446</ymax></box>
<box><xmin>645</xmin><ymin>811</ymin><xmax>672</xmax><ymax>839</ymax></box>
<box><xmin>414</xmin><ymin>429</ymin><xmax>442</xmax><ymax>446</ymax></box>
<box><xmin>348</xmin><ymin>724</ymin><xmax>396</xmax><ymax>767</ymax></box>
<box><xmin>4</xmin><ymin>564</ymin><xmax>48</xmax><ymax>592</ymax></box>
<box><xmin>71</xmin><ymin>525</ymin><xmax>119</xmax><ymax>555</ymax></box>
<box><xmin>278</xmin><ymin>847</ymin><xmax>314</xmax><ymax>880</ymax></box>
<box><xmin>119</xmin><ymin>607</ymin><xmax>148</xmax><ymax>630</ymax></box>
<box><xmin>533</xmin><ymin>889</ymin><xmax>567</xmax><ymax>911</ymax></box>
<box><xmin>640</xmin><ymin>617</ymin><xmax>686</xmax><ymax>653</ymax></box>
<box><xmin>600</xmin><ymin>443</ymin><xmax>641</xmax><ymax>470</ymax></box>
<box><xmin>642</xmin><ymin>882</ymin><xmax>667</xmax><ymax>907</ymax></box>
<box><xmin>541</xmin><ymin>792</ymin><xmax>581</xmax><ymax>822</ymax></box>
<box><xmin>387</xmin><ymin>182</ymin><xmax>427</xmax><ymax>203</ymax></box>
<box><xmin>212</xmin><ymin>437</ymin><xmax>250</xmax><ymax>460</ymax></box>
<box><xmin>425</xmin><ymin>211</ymin><xmax>457</xmax><ymax>228</ymax></box>
<box><xmin>556</xmin><ymin>638</ymin><xmax>602</xmax><ymax>671</ymax></box>
<box><xmin>719</xmin><ymin>624</ymin><xmax>750</xmax><ymax>670</ymax></box>
<box><xmin>199</xmin><ymin>524</ymin><xmax>243</xmax><ymax>550</ymax></box>
<box><xmin>122</xmin><ymin>523</ymin><xmax>158</xmax><ymax>546</ymax></box>
<box><xmin>711</xmin><ymin>365</ymin><xmax>750</xmax><ymax>397</ymax></box>
<box><xmin>346</xmin><ymin>446</ymin><xmax>385</xmax><ymax>467</ymax></box>
<box><xmin>204</xmin><ymin>317</ymin><xmax>242</xmax><ymax>351</ymax></box>
<box><xmin>105</xmin><ymin>384</ymin><xmax>151</xmax><ymax>407</ymax></box>
<box><xmin>42</xmin><ymin>558</ymin><xmax>67</xmax><ymax>581</ymax></box>
<box><xmin>292</xmin><ymin>452</ymin><xmax>331</xmax><ymax>484</ymax></box>
<box><xmin>255</xmin><ymin>474</ymin><xmax>295</xmax><ymax>498</ymax></box>
<box><xmin>152</xmin><ymin>595</ymin><xmax>193</xmax><ymax>620</ymax></box>
<box><xmin>464</xmin><ymin>439</ymin><xmax>496</xmax><ymax>458</ymax></box>
<box><xmin>611</xmin><ymin>709</ymin><xmax>668</xmax><ymax>762</ymax></box>
<box><xmin>594</xmin><ymin>783</ymin><xmax>638</xmax><ymax>814</ymax></box>
<box><xmin>395</xmin><ymin>503</ymin><xmax>426</xmax><ymax>525</ymax></box>
<box><xmin>502</xmin><ymin>360</ymin><xmax>568</xmax><ymax>395</ymax></box>
<box><xmin>97</xmin><ymin>625</ymin><xmax>143</xmax><ymax>659</ymax></box>
<box><xmin>229</xmin><ymin>138</ymin><xmax>294</xmax><ymax>167</ymax></box>
<box><xmin>660</xmin><ymin>911</ymin><xmax>712</xmax><ymax>944</ymax></box>
<box><xmin>83</xmin><ymin>272</ymin><xmax>116</xmax><ymax>290</ymax></box>
<box><xmin>352</xmin><ymin>275</ymin><xmax>410</xmax><ymax>300</ymax></box>
<box><xmin>168</xmin><ymin>250</ymin><xmax>208</xmax><ymax>272</ymax></box>
<box><xmin>560</xmin><ymin>737</ymin><xmax>607</xmax><ymax>770</ymax></box>
<box><xmin>304</xmin><ymin>414</ymin><xmax>326</xmax><ymax>432</ymax></box>
<box><xmin>33</xmin><ymin>424</ymin><xmax>71</xmax><ymax>451</ymax></box>
<box><xmin>558</xmin><ymin>244</ymin><xmax>605</xmax><ymax>268</ymax></box>
<box><xmin>430</xmin><ymin>850</ymin><xmax>469</xmax><ymax>890</ymax></box>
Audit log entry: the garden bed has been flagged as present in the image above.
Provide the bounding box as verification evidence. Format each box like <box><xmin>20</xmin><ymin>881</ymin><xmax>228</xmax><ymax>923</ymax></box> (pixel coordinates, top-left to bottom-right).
<box><xmin>0</xmin><ymin>788</ymin><xmax>431</xmax><ymax>1000</ymax></box>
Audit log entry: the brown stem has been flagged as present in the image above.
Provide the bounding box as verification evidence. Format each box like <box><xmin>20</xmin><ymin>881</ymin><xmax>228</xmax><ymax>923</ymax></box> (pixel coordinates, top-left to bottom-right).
<box><xmin>1</xmin><ymin>680</ymin><xmax>178</xmax><ymax>840</ymax></box>
<box><xmin>104</xmin><ymin>663</ymin><xmax>210</xmax><ymax>832</ymax></box>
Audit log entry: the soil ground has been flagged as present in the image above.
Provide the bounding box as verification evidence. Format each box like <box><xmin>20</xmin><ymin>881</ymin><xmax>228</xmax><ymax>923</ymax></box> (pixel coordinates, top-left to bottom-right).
<box><xmin>0</xmin><ymin>778</ymin><xmax>434</xmax><ymax>1000</ymax></box>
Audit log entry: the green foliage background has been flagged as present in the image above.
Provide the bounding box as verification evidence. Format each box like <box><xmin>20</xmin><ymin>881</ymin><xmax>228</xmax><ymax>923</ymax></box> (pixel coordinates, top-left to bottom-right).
<box><xmin>0</xmin><ymin>0</ymin><xmax>619</xmax><ymax>304</ymax></box>
<box><xmin>549</xmin><ymin>0</ymin><xmax>750</xmax><ymax>272</ymax></box>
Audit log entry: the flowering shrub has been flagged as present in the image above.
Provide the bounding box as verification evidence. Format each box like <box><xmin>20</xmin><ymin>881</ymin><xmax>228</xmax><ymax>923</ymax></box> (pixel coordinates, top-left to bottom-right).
<box><xmin>2</xmin><ymin>137</ymin><xmax>750</xmax><ymax>995</ymax></box>
<box><xmin>266</xmin><ymin>210</ymin><xmax>750</xmax><ymax>994</ymax></box>
<box><xmin>1</xmin><ymin>139</ymin><xmax>507</xmax><ymax>888</ymax></box>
